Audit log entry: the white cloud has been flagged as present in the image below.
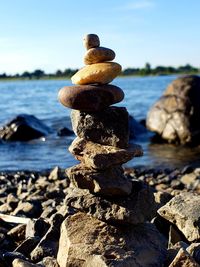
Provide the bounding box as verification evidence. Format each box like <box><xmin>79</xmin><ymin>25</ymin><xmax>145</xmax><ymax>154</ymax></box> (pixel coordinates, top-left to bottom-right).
<box><xmin>122</xmin><ymin>0</ymin><xmax>155</xmax><ymax>10</ymax></box>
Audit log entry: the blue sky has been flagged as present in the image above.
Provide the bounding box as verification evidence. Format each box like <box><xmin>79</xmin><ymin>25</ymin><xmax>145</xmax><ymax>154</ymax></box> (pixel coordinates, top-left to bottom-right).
<box><xmin>1</xmin><ymin>0</ymin><xmax>200</xmax><ymax>74</ymax></box>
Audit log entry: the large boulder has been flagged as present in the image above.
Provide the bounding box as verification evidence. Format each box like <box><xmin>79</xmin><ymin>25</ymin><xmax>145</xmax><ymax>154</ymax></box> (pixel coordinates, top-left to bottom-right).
<box><xmin>146</xmin><ymin>75</ymin><xmax>200</xmax><ymax>144</ymax></box>
<box><xmin>57</xmin><ymin>212</ymin><xmax>166</xmax><ymax>267</ymax></box>
<box><xmin>0</xmin><ymin>114</ymin><xmax>51</xmax><ymax>141</ymax></box>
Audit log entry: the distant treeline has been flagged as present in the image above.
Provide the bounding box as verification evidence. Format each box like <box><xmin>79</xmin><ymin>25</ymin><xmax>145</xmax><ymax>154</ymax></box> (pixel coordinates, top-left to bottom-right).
<box><xmin>0</xmin><ymin>63</ymin><xmax>199</xmax><ymax>80</ymax></box>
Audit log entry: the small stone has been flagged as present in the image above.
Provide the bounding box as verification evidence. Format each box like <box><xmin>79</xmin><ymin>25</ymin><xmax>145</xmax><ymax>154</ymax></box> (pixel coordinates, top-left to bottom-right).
<box><xmin>181</xmin><ymin>172</ymin><xmax>198</xmax><ymax>185</ymax></box>
<box><xmin>67</xmin><ymin>164</ymin><xmax>132</xmax><ymax>197</ymax></box>
<box><xmin>69</xmin><ymin>137</ymin><xmax>143</xmax><ymax>169</ymax></box>
<box><xmin>12</xmin><ymin>201</ymin><xmax>42</xmax><ymax>218</ymax></box>
<box><xmin>12</xmin><ymin>258</ymin><xmax>38</xmax><ymax>267</ymax></box>
<box><xmin>48</xmin><ymin>166</ymin><xmax>63</xmax><ymax>181</ymax></box>
<box><xmin>30</xmin><ymin>214</ymin><xmax>63</xmax><ymax>262</ymax></box>
<box><xmin>83</xmin><ymin>34</ymin><xmax>100</xmax><ymax>50</ymax></box>
<box><xmin>3</xmin><ymin>252</ymin><xmax>28</xmax><ymax>266</ymax></box>
<box><xmin>158</xmin><ymin>192</ymin><xmax>200</xmax><ymax>242</ymax></box>
<box><xmin>7</xmin><ymin>224</ymin><xmax>26</xmax><ymax>242</ymax></box>
<box><xmin>169</xmin><ymin>248</ymin><xmax>199</xmax><ymax>267</ymax></box>
<box><xmin>58</xmin><ymin>84</ymin><xmax>124</xmax><ymax>111</ymax></box>
<box><xmin>71</xmin><ymin>107</ymin><xmax>129</xmax><ymax>148</ymax></box>
<box><xmin>84</xmin><ymin>47</ymin><xmax>115</xmax><ymax>65</ymax></box>
<box><xmin>71</xmin><ymin>62</ymin><xmax>122</xmax><ymax>85</ymax></box>
<box><xmin>39</xmin><ymin>257</ymin><xmax>59</xmax><ymax>267</ymax></box>
<box><xmin>57</xmin><ymin>212</ymin><xmax>166</xmax><ymax>267</ymax></box>
<box><xmin>15</xmin><ymin>237</ymin><xmax>40</xmax><ymax>256</ymax></box>
<box><xmin>26</xmin><ymin>218</ymin><xmax>50</xmax><ymax>239</ymax></box>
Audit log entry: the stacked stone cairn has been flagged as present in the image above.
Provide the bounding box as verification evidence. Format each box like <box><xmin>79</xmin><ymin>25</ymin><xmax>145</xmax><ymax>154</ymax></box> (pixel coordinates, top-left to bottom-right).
<box><xmin>57</xmin><ymin>34</ymin><xmax>166</xmax><ymax>266</ymax></box>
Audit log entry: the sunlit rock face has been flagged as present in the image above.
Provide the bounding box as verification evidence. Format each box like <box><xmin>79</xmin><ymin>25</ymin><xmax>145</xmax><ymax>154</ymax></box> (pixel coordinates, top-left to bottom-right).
<box><xmin>147</xmin><ymin>75</ymin><xmax>200</xmax><ymax>145</ymax></box>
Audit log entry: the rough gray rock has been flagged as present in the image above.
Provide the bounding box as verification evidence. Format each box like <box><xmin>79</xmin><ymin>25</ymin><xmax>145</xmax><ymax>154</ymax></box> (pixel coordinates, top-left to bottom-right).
<box><xmin>66</xmin><ymin>164</ymin><xmax>132</xmax><ymax>197</ymax></box>
<box><xmin>158</xmin><ymin>192</ymin><xmax>200</xmax><ymax>242</ymax></box>
<box><xmin>146</xmin><ymin>75</ymin><xmax>200</xmax><ymax>144</ymax></box>
<box><xmin>71</xmin><ymin>107</ymin><xmax>129</xmax><ymax>148</ymax></box>
<box><xmin>57</xmin><ymin>212</ymin><xmax>166</xmax><ymax>267</ymax></box>
<box><xmin>64</xmin><ymin>181</ymin><xmax>156</xmax><ymax>225</ymax></box>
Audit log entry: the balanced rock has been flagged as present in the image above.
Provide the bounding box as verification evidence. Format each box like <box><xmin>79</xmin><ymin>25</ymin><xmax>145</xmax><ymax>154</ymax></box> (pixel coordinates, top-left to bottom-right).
<box><xmin>57</xmin><ymin>212</ymin><xmax>166</xmax><ymax>267</ymax></box>
<box><xmin>147</xmin><ymin>75</ymin><xmax>200</xmax><ymax>144</ymax></box>
<box><xmin>83</xmin><ymin>34</ymin><xmax>100</xmax><ymax>50</ymax></box>
<box><xmin>58</xmin><ymin>84</ymin><xmax>124</xmax><ymax>111</ymax></box>
<box><xmin>64</xmin><ymin>181</ymin><xmax>156</xmax><ymax>225</ymax></box>
<box><xmin>84</xmin><ymin>47</ymin><xmax>115</xmax><ymax>65</ymax></box>
<box><xmin>71</xmin><ymin>62</ymin><xmax>122</xmax><ymax>85</ymax></box>
<box><xmin>66</xmin><ymin>164</ymin><xmax>132</xmax><ymax>197</ymax></box>
<box><xmin>69</xmin><ymin>137</ymin><xmax>143</xmax><ymax>169</ymax></box>
<box><xmin>71</xmin><ymin>107</ymin><xmax>129</xmax><ymax>148</ymax></box>
<box><xmin>158</xmin><ymin>192</ymin><xmax>200</xmax><ymax>242</ymax></box>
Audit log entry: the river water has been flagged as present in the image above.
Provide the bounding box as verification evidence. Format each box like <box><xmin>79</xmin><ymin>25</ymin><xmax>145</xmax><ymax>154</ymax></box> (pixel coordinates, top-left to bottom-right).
<box><xmin>1</xmin><ymin>76</ymin><xmax>200</xmax><ymax>171</ymax></box>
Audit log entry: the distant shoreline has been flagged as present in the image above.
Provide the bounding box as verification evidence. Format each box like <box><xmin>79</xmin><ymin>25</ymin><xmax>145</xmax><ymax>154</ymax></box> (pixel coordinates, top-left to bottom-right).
<box><xmin>0</xmin><ymin>72</ymin><xmax>199</xmax><ymax>82</ymax></box>
<box><xmin>0</xmin><ymin>63</ymin><xmax>199</xmax><ymax>81</ymax></box>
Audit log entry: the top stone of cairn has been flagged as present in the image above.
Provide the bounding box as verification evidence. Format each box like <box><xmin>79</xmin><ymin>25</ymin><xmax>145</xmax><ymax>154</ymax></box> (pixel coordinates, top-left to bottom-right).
<box><xmin>83</xmin><ymin>34</ymin><xmax>100</xmax><ymax>50</ymax></box>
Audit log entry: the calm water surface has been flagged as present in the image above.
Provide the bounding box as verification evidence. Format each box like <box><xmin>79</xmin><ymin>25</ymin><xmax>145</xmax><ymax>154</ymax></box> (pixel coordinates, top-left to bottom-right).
<box><xmin>1</xmin><ymin>76</ymin><xmax>200</xmax><ymax>171</ymax></box>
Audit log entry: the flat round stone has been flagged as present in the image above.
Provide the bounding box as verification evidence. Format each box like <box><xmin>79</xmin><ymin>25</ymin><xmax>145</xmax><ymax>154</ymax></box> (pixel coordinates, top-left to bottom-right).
<box><xmin>84</xmin><ymin>47</ymin><xmax>115</xmax><ymax>65</ymax></box>
<box><xmin>58</xmin><ymin>84</ymin><xmax>124</xmax><ymax>111</ymax></box>
<box><xmin>83</xmin><ymin>34</ymin><xmax>100</xmax><ymax>50</ymax></box>
<box><xmin>71</xmin><ymin>62</ymin><xmax>122</xmax><ymax>85</ymax></box>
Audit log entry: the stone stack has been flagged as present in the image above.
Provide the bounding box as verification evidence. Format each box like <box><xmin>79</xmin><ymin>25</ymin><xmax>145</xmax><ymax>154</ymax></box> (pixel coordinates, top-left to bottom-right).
<box><xmin>57</xmin><ymin>34</ymin><xmax>166</xmax><ymax>266</ymax></box>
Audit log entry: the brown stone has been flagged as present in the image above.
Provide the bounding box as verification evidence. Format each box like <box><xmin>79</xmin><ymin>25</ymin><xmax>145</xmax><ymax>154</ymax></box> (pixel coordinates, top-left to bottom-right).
<box><xmin>83</xmin><ymin>34</ymin><xmax>100</xmax><ymax>50</ymax></box>
<box><xmin>57</xmin><ymin>212</ymin><xmax>166</xmax><ymax>267</ymax></box>
<box><xmin>69</xmin><ymin>137</ymin><xmax>143</xmax><ymax>169</ymax></box>
<box><xmin>71</xmin><ymin>107</ymin><xmax>129</xmax><ymax>148</ymax></box>
<box><xmin>84</xmin><ymin>47</ymin><xmax>115</xmax><ymax>65</ymax></box>
<box><xmin>66</xmin><ymin>164</ymin><xmax>132</xmax><ymax>197</ymax></box>
<box><xmin>58</xmin><ymin>84</ymin><xmax>124</xmax><ymax>111</ymax></box>
<box><xmin>71</xmin><ymin>62</ymin><xmax>122</xmax><ymax>85</ymax></box>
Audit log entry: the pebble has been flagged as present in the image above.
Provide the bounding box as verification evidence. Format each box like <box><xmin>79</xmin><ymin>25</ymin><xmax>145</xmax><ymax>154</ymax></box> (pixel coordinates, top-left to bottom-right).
<box><xmin>84</xmin><ymin>47</ymin><xmax>115</xmax><ymax>65</ymax></box>
<box><xmin>58</xmin><ymin>84</ymin><xmax>124</xmax><ymax>111</ymax></box>
<box><xmin>83</xmin><ymin>34</ymin><xmax>100</xmax><ymax>50</ymax></box>
<box><xmin>71</xmin><ymin>62</ymin><xmax>122</xmax><ymax>85</ymax></box>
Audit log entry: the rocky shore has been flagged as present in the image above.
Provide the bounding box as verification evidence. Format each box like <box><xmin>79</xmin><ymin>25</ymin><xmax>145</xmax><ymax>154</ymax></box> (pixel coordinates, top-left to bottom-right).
<box><xmin>1</xmin><ymin>34</ymin><xmax>200</xmax><ymax>266</ymax></box>
<box><xmin>0</xmin><ymin>165</ymin><xmax>199</xmax><ymax>266</ymax></box>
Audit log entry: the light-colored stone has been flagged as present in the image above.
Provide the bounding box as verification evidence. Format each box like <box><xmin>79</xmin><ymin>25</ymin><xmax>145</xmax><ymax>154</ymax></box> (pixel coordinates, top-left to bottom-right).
<box><xmin>66</xmin><ymin>164</ymin><xmax>132</xmax><ymax>197</ymax></box>
<box><xmin>71</xmin><ymin>62</ymin><xmax>122</xmax><ymax>85</ymax></box>
<box><xmin>12</xmin><ymin>259</ymin><xmax>37</xmax><ymax>267</ymax></box>
<box><xmin>64</xmin><ymin>182</ymin><xmax>156</xmax><ymax>225</ymax></box>
<box><xmin>83</xmin><ymin>34</ymin><xmax>100</xmax><ymax>50</ymax></box>
<box><xmin>158</xmin><ymin>192</ymin><xmax>200</xmax><ymax>242</ymax></box>
<box><xmin>181</xmin><ymin>173</ymin><xmax>198</xmax><ymax>185</ymax></box>
<box><xmin>71</xmin><ymin>107</ymin><xmax>129</xmax><ymax>148</ymax></box>
<box><xmin>169</xmin><ymin>248</ymin><xmax>199</xmax><ymax>267</ymax></box>
<box><xmin>146</xmin><ymin>75</ymin><xmax>200</xmax><ymax>144</ymax></box>
<box><xmin>84</xmin><ymin>47</ymin><xmax>115</xmax><ymax>65</ymax></box>
<box><xmin>57</xmin><ymin>212</ymin><xmax>166</xmax><ymax>267</ymax></box>
<box><xmin>58</xmin><ymin>84</ymin><xmax>124</xmax><ymax>111</ymax></box>
<box><xmin>69</xmin><ymin>137</ymin><xmax>143</xmax><ymax>169</ymax></box>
